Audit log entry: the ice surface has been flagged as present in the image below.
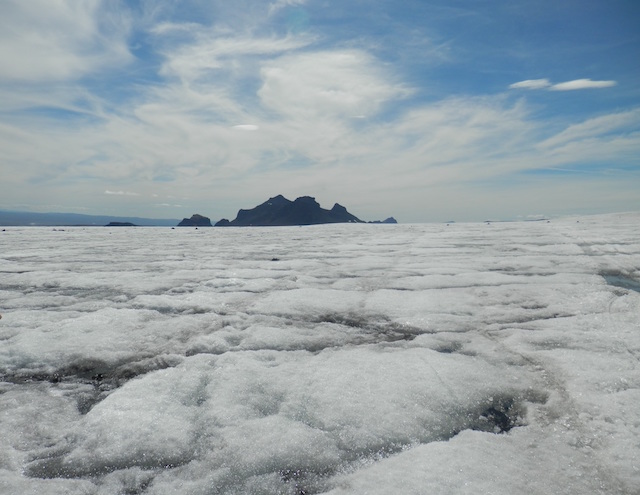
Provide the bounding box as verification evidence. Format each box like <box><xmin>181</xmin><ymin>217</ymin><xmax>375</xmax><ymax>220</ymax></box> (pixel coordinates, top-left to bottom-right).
<box><xmin>1</xmin><ymin>214</ymin><xmax>639</xmax><ymax>494</ymax></box>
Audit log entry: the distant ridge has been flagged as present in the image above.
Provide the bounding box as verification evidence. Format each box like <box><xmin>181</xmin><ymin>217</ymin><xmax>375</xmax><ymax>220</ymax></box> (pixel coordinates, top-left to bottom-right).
<box><xmin>215</xmin><ymin>195</ymin><xmax>394</xmax><ymax>226</ymax></box>
<box><xmin>105</xmin><ymin>222</ymin><xmax>136</xmax><ymax>227</ymax></box>
<box><xmin>0</xmin><ymin>210</ymin><xmax>180</xmax><ymax>227</ymax></box>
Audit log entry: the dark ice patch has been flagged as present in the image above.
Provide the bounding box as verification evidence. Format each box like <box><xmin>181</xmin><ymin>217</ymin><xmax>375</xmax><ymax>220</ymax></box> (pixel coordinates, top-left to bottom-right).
<box><xmin>602</xmin><ymin>272</ymin><xmax>640</xmax><ymax>293</ymax></box>
<box><xmin>1</xmin><ymin>355</ymin><xmax>183</xmax><ymax>414</ymax></box>
<box><xmin>432</xmin><ymin>341</ymin><xmax>463</xmax><ymax>354</ymax></box>
<box><xmin>472</xmin><ymin>398</ymin><xmax>522</xmax><ymax>434</ymax></box>
<box><xmin>314</xmin><ymin>313</ymin><xmax>424</xmax><ymax>343</ymax></box>
<box><xmin>24</xmin><ymin>449</ymin><xmax>190</xmax><ymax>480</ymax></box>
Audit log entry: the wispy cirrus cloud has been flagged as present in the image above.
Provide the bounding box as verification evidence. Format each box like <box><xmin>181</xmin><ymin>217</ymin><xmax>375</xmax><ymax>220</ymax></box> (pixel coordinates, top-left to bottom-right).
<box><xmin>510</xmin><ymin>78</ymin><xmax>617</xmax><ymax>91</ymax></box>
<box><xmin>158</xmin><ymin>34</ymin><xmax>313</xmax><ymax>82</ymax></box>
<box><xmin>538</xmin><ymin>108</ymin><xmax>640</xmax><ymax>148</ymax></box>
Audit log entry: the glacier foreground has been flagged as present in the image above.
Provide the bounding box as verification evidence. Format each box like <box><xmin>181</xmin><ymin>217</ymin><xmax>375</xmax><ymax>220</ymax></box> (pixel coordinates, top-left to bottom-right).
<box><xmin>0</xmin><ymin>213</ymin><xmax>639</xmax><ymax>494</ymax></box>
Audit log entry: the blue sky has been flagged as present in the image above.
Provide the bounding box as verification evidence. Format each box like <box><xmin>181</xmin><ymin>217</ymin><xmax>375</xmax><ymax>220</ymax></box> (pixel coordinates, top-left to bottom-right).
<box><xmin>1</xmin><ymin>0</ymin><xmax>638</xmax><ymax>222</ymax></box>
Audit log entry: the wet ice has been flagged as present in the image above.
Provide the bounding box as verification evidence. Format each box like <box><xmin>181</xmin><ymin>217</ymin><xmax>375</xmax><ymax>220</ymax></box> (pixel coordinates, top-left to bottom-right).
<box><xmin>1</xmin><ymin>213</ymin><xmax>639</xmax><ymax>494</ymax></box>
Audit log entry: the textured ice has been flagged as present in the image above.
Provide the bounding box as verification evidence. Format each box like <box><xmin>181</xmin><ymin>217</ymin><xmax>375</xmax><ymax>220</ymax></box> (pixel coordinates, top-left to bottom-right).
<box><xmin>1</xmin><ymin>213</ymin><xmax>639</xmax><ymax>494</ymax></box>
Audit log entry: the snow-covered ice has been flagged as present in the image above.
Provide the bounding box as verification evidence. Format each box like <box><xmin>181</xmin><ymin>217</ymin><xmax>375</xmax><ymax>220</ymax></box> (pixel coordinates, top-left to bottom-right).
<box><xmin>1</xmin><ymin>213</ymin><xmax>639</xmax><ymax>494</ymax></box>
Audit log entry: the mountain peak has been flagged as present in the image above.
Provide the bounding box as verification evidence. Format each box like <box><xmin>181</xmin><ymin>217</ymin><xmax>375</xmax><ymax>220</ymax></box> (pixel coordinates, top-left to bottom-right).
<box><xmin>294</xmin><ymin>196</ymin><xmax>319</xmax><ymax>205</ymax></box>
<box><xmin>331</xmin><ymin>203</ymin><xmax>347</xmax><ymax>213</ymax></box>
<box><xmin>177</xmin><ymin>214</ymin><xmax>212</xmax><ymax>227</ymax></box>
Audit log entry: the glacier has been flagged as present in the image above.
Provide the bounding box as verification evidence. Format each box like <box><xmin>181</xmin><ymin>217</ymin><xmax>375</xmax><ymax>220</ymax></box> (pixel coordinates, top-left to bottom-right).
<box><xmin>0</xmin><ymin>213</ymin><xmax>639</xmax><ymax>494</ymax></box>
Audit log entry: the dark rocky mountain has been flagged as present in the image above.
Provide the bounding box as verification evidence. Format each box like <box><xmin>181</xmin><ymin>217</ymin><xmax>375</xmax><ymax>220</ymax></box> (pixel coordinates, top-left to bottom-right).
<box><xmin>178</xmin><ymin>214</ymin><xmax>213</xmax><ymax>227</ymax></box>
<box><xmin>215</xmin><ymin>195</ymin><xmax>365</xmax><ymax>226</ymax></box>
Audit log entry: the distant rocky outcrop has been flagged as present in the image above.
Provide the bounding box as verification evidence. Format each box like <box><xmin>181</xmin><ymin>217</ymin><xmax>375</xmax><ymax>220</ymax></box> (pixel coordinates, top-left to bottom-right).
<box><xmin>105</xmin><ymin>222</ymin><xmax>136</xmax><ymax>227</ymax></box>
<box><xmin>215</xmin><ymin>195</ymin><xmax>365</xmax><ymax>227</ymax></box>
<box><xmin>369</xmin><ymin>217</ymin><xmax>397</xmax><ymax>224</ymax></box>
<box><xmin>177</xmin><ymin>214</ymin><xmax>212</xmax><ymax>227</ymax></box>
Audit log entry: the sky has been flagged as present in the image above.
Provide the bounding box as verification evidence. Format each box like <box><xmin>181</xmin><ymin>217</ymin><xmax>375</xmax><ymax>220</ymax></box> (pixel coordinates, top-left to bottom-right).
<box><xmin>0</xmin><ymin>0</ymin><xmax>639</xmax><ymax>223</ymax></box>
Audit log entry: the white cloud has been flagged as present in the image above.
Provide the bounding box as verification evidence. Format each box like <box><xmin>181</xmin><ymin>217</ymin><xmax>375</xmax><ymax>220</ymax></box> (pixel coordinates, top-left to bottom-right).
<box><xmin>232</xmin><ymin>125</ymin><xmax>259</xmax><ymax>131</ymax></box>
<box><xmin>510</xmin><ymin>78</ymin><xmax>617</xmax><ymax>91</ymax></box>
<box><xmin>509</xmin><ymin>79</ymin><xmax>551</xmax><ymax>90</ymax></box>
<box><xmin>550</xmin><ymin>79</ymin><xmax>617</xmax><ymax>91</ymax></box>
<box><xmin>258</xmin><ymin>50</ymin><xmax>412</xmax><ymax>120</ymax></box>
<box><xmin>0</xmin><ymin>0</ymin><xmax>133</xmax><ymax>82</ymax></box>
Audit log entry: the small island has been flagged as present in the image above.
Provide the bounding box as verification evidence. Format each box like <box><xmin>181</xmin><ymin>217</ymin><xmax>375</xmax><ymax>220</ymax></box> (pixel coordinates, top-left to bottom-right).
<box><xmin>177</xmin><ymin>214</ymin><xmax>213</xmax><ymax>227</ymax></box>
